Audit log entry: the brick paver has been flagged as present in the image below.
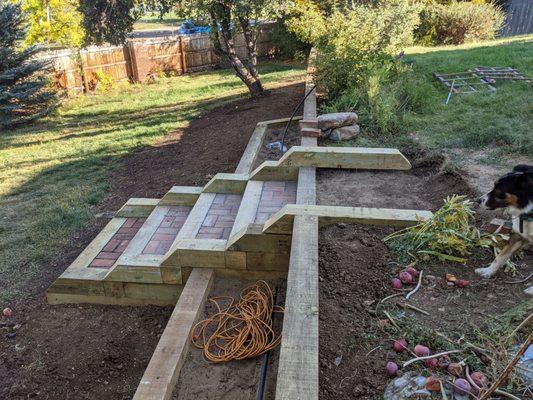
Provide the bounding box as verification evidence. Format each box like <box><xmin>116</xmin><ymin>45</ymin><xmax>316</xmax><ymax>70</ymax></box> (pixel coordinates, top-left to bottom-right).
<box><xmin>196</xmin><ymin>194</ymin><xmax>242</xmax><ymax>240</ymax></box>
<box><xmin>88</xmin><ymin>217</ymin><xmax>146</xmax><ymax>268</ymax></box>
<box><xmin>142</xmin><ymin>206</ymin><xmax>192</xmax><ymax>255</ymax></box>
<box><xmin>254</xmin><ymin>181</ymin><xmax>297</xmax><ymax>224</ymax></box>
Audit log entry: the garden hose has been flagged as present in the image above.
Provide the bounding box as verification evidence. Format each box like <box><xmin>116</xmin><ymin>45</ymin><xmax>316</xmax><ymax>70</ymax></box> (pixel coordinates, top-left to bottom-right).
<box><xmin>280</xmin><ymin>84</ymin><xmax>317</xmax><ymax>154</ymax></box>
<box><xmin>191</xmin><ymin>281</ymin><xmax>284</xmax><ymax>363</ymax></box>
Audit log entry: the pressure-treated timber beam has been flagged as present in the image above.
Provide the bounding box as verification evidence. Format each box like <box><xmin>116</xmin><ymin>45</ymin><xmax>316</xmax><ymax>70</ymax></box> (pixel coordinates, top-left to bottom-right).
<box><xmin>202</xmin><ymin>173</ymin><xmax>249</xmax><ymax>194</ymax></box>
<box><xmin>133</xmin><ymin>268</ymin><xmax>214</xmax><ymax>400</ymax></box>
<box><xmin>116</xmin><ymin>198</ymin><xmax>159</xmax><ymax>218</ymax></box>
<box><xmin>159</xmin><ymin>186</ymin><xmax>202</xmax><ymax>206</ymax></box>
<box><xmin>263</xmin><ymin>205</ymin><xmax>433</xmax><ymax>235</ymax></box>
<box><xmin>250</xmin><ymin>146</ymin><xmax>412</xmax><ymax>182</ymax></box>
<box><xmin>276</xmin><ymin>48</ymin><xmax>319</xmax><ymax>400</ymax></box>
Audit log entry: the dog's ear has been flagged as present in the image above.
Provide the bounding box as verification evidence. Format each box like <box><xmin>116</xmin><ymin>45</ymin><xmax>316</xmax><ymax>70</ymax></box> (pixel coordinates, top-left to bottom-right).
<box><xmin>513</xmin><ymin>164</ymin><xmax>533</xmax><ymax>174</ymax></box>
<box><xmin>517</xmin><ymin>172</ymin><xmax>533</xmax><ymax>189</ymax></box>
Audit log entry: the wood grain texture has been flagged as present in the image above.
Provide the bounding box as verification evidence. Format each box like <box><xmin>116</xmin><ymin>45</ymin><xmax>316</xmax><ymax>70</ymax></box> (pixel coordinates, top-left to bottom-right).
<box><xmin>263</xmin><ymin>205</ymin><xmax>433</xmax><ymax>234</ymax></box>
<box><xmin>276</xmin><ymin>51</ymin><xmax>319</xmax><ymax>399</ymax></box>
<box><xmin>116</xmin><ymin>198</ymin><xmax>159</xmax><ymax>218</ymax></box>
<box><xmin>133</xmin><ymin>268</ymin><xmax>214</xmax><ymax>400</ymax></box>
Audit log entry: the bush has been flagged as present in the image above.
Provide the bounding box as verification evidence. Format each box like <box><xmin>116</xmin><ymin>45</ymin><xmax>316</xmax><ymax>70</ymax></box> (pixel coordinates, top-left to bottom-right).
<box><xmin>322</xmin><ymin>64</ymin><xmax>429</xmax><ymax>137</ymax></box>
<box><xmin>270</xmin><ymin>17</ymin><xmax>310</xmax><ymax>60</ymax></box>
<box><xmin>416</xmin><ymin>1</ymin><xmax>505</xmax><ymax>45</ymax></box>
<box><xmin>287</xmin><ymin>0</ymin><xmax>421</xmax><ymax>98</ymax></box>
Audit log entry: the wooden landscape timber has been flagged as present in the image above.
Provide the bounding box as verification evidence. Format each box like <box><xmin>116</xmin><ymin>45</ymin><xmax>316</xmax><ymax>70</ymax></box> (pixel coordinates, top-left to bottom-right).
<box><xmin>235</xmin><ymin>116</ymin><xmax>302</xmax><ymax>174</ymax></box>
<box><xmin>263</xmin><ymin>205</ymin><xmax>433</xmax><ymax>235</ymax></box>
<box><xmin>276</xmin><ymin>49</ymin><xmax>320</xmax><ymax>399</ymax></box>
<box><xmin>116</xmin><ymin>198</ymin><xmax>159</xmax><ymax>218</ymax></box>
<box><xmin>133</xmin><ymin>268</ymin><xmax>214</xmax><ymax>400</ymax></box>
<box><xmin>159</xmin><ymin>186</ymin><xmax>202</xmax><ymax>206</ymax></box>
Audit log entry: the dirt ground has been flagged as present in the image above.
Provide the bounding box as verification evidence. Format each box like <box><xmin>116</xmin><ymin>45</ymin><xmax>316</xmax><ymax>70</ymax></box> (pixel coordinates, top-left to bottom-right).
<box><xmin>0</xmin><ymin>81</ymin><xmax>304</xmax><ymax>400</ymax></box>
<box><xmin>317</xmin><ymin>156</ymin><xmax>533</xmax><ymax>399</ymax></box>
<box><xmin>253</xmin><ymin>123</ymin><xmax>301</xmax><ymax>170</ymax></box>
<box><xmin>173</xmin><ymin>277</ymin><xmax>286</xmax><ymax>400</ymax></box>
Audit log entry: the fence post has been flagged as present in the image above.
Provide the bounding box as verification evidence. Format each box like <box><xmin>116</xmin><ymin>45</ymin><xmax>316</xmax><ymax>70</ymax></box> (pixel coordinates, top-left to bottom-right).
<box><xmin>179</xmin><ymin>36</ymin><xmax>187</xmax><ymax>74</ymax></box>
<box><xmin>79</xmin><ymin>49</ymin><xmax>90</xmax><ymax>93</ymax></box>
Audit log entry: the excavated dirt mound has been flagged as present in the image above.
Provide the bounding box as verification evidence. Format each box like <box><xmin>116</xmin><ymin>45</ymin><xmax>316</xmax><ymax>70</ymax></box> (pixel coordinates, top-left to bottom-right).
<box><xmin>317</xmin><ymin>157</ymin><xmax>533</xmax><ymax>400</ymax></box>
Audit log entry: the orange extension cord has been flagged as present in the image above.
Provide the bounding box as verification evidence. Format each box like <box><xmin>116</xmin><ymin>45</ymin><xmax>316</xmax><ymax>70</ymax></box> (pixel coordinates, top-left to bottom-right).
<box><xmin>191</xmin><ymin>281</ymin><xmax>284</xmax><ymax>363</ymax></box>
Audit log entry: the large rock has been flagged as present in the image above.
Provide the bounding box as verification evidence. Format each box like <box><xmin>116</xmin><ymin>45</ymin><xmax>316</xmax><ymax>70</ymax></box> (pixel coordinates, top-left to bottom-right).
<box><xmin>329</xmin><ymin>124</ymin><xmax>360</xmax><ymax>142</ymax></box>
<box><xmin>318</xmin><ymin>112</ymin><xmax>358</xmax><ymax>130</ymax></box>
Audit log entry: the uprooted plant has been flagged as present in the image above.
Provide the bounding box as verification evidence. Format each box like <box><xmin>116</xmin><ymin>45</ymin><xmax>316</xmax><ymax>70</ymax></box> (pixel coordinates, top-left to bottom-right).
<box><xmin>385</xmin><ymin>195</ymin><xmax>509</xmax><ymax>264</ymax></box>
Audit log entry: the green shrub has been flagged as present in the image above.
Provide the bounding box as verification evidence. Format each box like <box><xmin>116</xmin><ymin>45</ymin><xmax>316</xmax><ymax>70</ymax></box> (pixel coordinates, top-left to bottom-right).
<box><xmin>416</xmin><ymin>1</ymin><xmax>505</xmax><ymax>45</ymax></box>
<box><xmin>270</xmin><ymin>17</ymin><xmax>310</xmax><ymax>60</ymax></box>
<box><xmin>316</xmin><ymin>0</ymin><xmax>421</xmax><ymax>97</ymax></box>
<box><xmin>322</xmin><ymin>63</ymin><xmax>429</xmax><ymax>137</ymax></box>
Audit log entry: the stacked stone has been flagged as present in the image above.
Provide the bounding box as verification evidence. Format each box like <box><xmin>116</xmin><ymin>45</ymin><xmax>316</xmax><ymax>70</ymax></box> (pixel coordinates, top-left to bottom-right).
<box><xmin>317</xmin><ymin>112</ymin><xmax>359</xmax><ymax>142</ymax></box>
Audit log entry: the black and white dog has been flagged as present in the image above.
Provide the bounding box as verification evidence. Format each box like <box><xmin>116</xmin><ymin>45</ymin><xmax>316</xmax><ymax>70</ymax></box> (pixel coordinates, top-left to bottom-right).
<box><xmin>476</xmin><ymin>165</ymin><xmax>533</xmax><ymax>295</ymax></box>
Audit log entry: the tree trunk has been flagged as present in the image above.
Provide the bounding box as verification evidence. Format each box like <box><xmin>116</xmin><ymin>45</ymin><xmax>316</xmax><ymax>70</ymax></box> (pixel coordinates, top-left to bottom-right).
<box><xmin>209</xmin><ymin>6</ymin><xmax>265</xmax><ymax>98</ymax></box>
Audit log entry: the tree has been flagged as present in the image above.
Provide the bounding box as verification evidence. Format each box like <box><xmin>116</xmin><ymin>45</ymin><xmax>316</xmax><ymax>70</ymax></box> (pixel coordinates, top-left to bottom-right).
<box><xmin>0</xmin><ymin>1</ymin><xmax>57</xmax><ymax>129</ymax></box>
<box><xmin>21</xmin><ymin>0</ymin><xmax>85</xmax><ymax>47</ymax></box>
<box><xmin>79</xmin><ymin>0</ymin><xmax>287</xmax><ymax>97</ymax></box>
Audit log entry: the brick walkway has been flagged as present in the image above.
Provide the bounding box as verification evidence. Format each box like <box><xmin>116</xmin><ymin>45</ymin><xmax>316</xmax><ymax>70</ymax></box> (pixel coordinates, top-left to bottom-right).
<box><xmin>196</xmin><ymin>194</ymin><xmax>242</xmax><ymax>240</ymax></box>
<box><xmin>254</xmin><ymin>181</ymin><xmax>297</xmax><ymax>224</ymax></box>
<box><xmin>143</xmin><ymin>206</ymin><xmax>192</xmax><ymax>255</ymax></box>
<box><xmin>89</xmin><ymin>217</ymin><xmax>146</xmax><ymax>268</ymax></box>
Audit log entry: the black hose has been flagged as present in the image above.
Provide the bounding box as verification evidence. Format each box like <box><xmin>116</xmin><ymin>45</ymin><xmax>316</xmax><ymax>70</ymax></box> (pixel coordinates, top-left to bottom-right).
<box><xmin>256</xmin><ymin>286</ymin><xmax>280</xmax><ymax>400</ymax></box>
<box><xmin>280</xmin><ymin>85</ymin><xmax>316</xmax><ymax>154</ymax></box>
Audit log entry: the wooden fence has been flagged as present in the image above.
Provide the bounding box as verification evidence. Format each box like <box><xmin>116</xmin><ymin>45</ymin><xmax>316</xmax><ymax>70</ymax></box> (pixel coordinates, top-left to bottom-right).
<box><xmin>501</xmin><ymin>0</ymin><xmax>533</xmax><ymax>36</ymax></box>
<box><xmin>40</xmin><ymin>27</ymin><xmax>276</xmax><ymax>95</ymax></box>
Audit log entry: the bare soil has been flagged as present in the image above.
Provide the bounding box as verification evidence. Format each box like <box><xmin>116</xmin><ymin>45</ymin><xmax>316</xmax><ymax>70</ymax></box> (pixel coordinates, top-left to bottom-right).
<box><xmin>0</xmin><ymin>81</ymin><xmax>304</xmax><ymax>400</ymax></box>
<box><xmin>253</xmin><ymin>122</ymin><xmax>301</xmax><ymax>170</ymax></box>
<box><xmin>317</xmin><ymin>156</ymin><xmax>533</xmax><ymax>400</ymax></box>
<box><xmin>173</xmin><ymin>277</ymin><xmax>286</xmax><ymax>400</ymax></box>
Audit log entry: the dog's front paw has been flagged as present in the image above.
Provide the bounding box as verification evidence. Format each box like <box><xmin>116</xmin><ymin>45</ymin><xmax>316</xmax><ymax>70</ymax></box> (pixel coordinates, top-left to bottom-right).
<box><xmin>525</xmin><ymin>286</ymin><xmax>533</xmax><ymax>296</ymax></box>
<box><xmin>475</xmin><ymin>267</ymin><xmax>495</xmax><ymax>279</ymax></box>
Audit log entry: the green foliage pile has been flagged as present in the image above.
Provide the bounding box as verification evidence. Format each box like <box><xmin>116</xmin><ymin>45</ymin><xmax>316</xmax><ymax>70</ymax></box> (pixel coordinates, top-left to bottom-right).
<box><xmin>385</xmin><ymin>195</ymin><xmax>496</xmax><ymax>263</ymax></box>
<box><xmin>416</xmin><ymin>1</ymin><xmax>505</xmax><ymax>45</ymax></box>
<box><xmin>0</xmin><ymin>1</ymin><xmax>57</xmax><ymax>129</ymax></box>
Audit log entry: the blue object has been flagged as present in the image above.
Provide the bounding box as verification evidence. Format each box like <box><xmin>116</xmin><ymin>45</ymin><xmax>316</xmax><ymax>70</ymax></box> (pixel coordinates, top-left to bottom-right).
<box><xmin>178</xmin><ymin>20</ymin><xmax>211</xmax><ymax>35</ymax></box>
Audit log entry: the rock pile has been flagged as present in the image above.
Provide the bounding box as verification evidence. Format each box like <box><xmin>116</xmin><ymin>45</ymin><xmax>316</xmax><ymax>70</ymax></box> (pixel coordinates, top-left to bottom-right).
<box><xmin>317</xmin><ymin>112</ymin><xmax>360</xmax><ymax>142</ymax></box>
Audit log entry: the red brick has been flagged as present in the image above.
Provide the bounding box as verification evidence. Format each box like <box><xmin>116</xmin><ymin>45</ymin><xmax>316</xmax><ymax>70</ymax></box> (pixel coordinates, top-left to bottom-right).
<box><xmin>217</xmin><ymin>215</ymin><xmax>236</xmax><ymax>222</ymax></box>
<box><xmin>96</xmin><ymin>251</ymin><xmax>120</xmax><ymax>260</ymax></box>
<box><xmin>160</xmin><ymin>217</ymin><xmax>175</xmax><ymax>228</ymax></box>
<box><xmin>152</xmin><ymin>233</ymin><xmax>175</xmax><ymax>241</ymax></box>
<box><xmin>102</xmin><ymin>239</ymin><xmax>121</xmax><ymax>252</ymax></box>
<box><xmin>116</xmin><ymin>240</ymin><xmax>130</xmax><ymax>252</ymax></box>
<box><xmin>198</xmin><ymin>227</ymin><xmax>224</xmax><ymax>235</ymax></box>
<box><xmin>89</xmin><ymin>258</ymin><xmax>115</xmax><ymax>268</ymax></box>
<box><xmin>114</xmin><ymin>233</ymin><xmax>135</xmax><ymax>241</ymax></box>
<box><xmin>212</xmin><ymin>194</ymin><xmax>226</xmax><ymax>204</ymax></box>
<box><xmin>143</xmin><ymin>241</ymin><xmax>160</xmax><ymax>254</ymax></box>
<box><xmin>202</xmin><ymin>214</ymin><xmax>218</xmax><ymax>227</ymax></box>
<box><xmin>117</xmin><ymin>227</ymin><xmax>139</xmax><ymax>235</ymax></box>
<box><xmin>222</xmin><ymin>227</ymin><xmax>233</xmax><ymax>239</ymax></box>
<box><xmin>156</xmin><ymin>241</ymin><xmax>173</xmax><ymax>254</ymax></box>
<box><xmin>156</xmin><ymin>227</ymin><xmax>179</xmax><ymax>235</ymax></box>
<box><xmin>122</xmin><ymin>218</ymin><xmax>136</xmax><ymax>228</ymax></box>
<box><xmin>215</xmin><ymin>219</ymin><xmax>234</xmax><ymax>228</ymax></box>
<box><xmin>209</xmin><ymin>208</ymin><xmax>231</xmax><ymax>216</ymax></box>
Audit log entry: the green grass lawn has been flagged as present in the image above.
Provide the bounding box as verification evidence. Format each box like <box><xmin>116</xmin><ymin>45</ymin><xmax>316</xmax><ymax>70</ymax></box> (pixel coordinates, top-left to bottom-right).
<box><xmin>403</xmin><ymin>35</ymin><xmax>533</xmax><ymax>162</ymax></box>
<box><xmin>0</xmin><ymin>62</ymin><xmax>305</xmax><ymax>303</ymax></box>
<box><xmin>133</xmin><ymin>11</ymin><xmax>182</xmax><ymax>31</ymax></box>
